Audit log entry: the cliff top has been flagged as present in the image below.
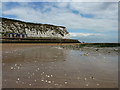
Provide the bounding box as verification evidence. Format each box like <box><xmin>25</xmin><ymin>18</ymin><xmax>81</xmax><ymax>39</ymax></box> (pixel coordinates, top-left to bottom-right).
<box><xmin>0</xmin><ymin>17</ymin><xmax>66</xmax><ymax>28</ymax></box>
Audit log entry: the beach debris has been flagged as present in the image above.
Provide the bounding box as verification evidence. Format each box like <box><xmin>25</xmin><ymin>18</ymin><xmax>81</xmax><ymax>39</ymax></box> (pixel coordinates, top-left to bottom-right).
<box><xmin>96</xmin><ymin>49</ymin><xmax>99</xmax><ymax>51</ymax></box>
<box><xmin>54</xmin><ymin>84</ymin><xmax>59</xmax><ymax>86</ymax></box>
<box><xmin>64</xmin><ymin>59</ymin><xmax>66</xmax><ymax>61</ymax></box>
<box><xmin>96</xmin><ymin>83</ymin><xmax>100</xmax><ymax>86</ymax></box>
<box><xmin>16</xmin><ymin>81</ymin><xmax>19</xmax><ymax>84</ymax></box>
<box><xmin>58</xmin><ymin>47</ymin><xmax>63</xmax><ymax>50</ymax></box>
<box><xmin>47</xmin><ymin>75</ymin><xmax>50</xmax><ymax>78</ymax></box>
<box><xmin>20</xmin><ymin>64</ymin><xmax>22</xmax><ymax>66</ymax></box>
<box><xmin>90</xmin><ymin>76</ymin><xmax>95</xmax><ymax>80</ymax></box>
<box><xmin>17</xmin><ymin>78</ymin><xmax>20</xmax><ymax>81</ymax></box>
<box><xmin>48</xmin><ymin>81</ymin><xmax>52</xmax><ymax>84</ymax></box>
<box><xmin>84</xmin><ymin>53</ymin><xmax>89</xmax><ymax>56</ymax></box>
<box><xmin>41</xmin><ymin>79</ymin><xmax>44</xmax><ymax>82</ymax></box>
<box><xmin>51</xmin><ymin>75</ymin><xmax>53</xmax><ymax>77</ymax></box>
<box><xmin>11</xmin><ymin>67</ymin><xmax>14</xmax><ymax>70</ymax></box>
<box><xmin>45</xmin><ymin>80</ymin><xmax>48</xmax><ymax>83</ymax></box>
<box><xmin>34</xmin><ymin>80</ymin><xmax>37</xmax><ymax>82</ymax></box>
<box><xmin>17</xmin><ymin>66</ymin><xmax>20</xmax><ymax>69</ymax></box>
<box><xmin>42</xmin><ymin>72</ymin><xmax>45</xmax><ymax>74</ymax></box>
<box><xmin>15</xmin><ymin>64</ymin><xmax>17</xmax><ymax>66</ymax></box>
<box><xmin>29</xmin><ymin>84</ymin><xmax>32</xmax><ymax>86</ymax></box>
<box><xmin>64</xmin><ymin>81</ymin><xmax>68</xmax><ymax>84</ymax></box>
<box><xmin>84</xmin><ymin>78</ymin><xmax>87</xmax><ymax>81</ymax></box>
<box><xmin>85</xmin><ymin>84</ymin><xmax>89</xmax><ymax>87</ymax></box>
<box><xmin>37</xmin><ymin>68</ymin><xmax>40</xmax><ymax>70</ymax></box>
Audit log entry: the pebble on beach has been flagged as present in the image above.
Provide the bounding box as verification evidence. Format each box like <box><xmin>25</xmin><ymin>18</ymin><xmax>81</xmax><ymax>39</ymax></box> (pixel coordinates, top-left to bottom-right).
<box><xmin>85</xmin><ymin>84</ymin><xmax>89</xmax><ymax>87</ymax></box>
<box><xmin>64</xmin><ymin>81</ymin><xmax>68</xmax><ymax>84</ymax></box>
<box><xmin>17</xmin><ymin>78</ymin><xmax>20</xmax><ymax>81</ymax></box>
<box><xmin>11</xmin><ymin>67</ymin><xmax>14</xmax><ymax>70</ymax></box>
<box><xmin>84</xmin><ymin>78</ymin><xmax>87</xmax><ymax>81</ymax></box>
<box><xmin>48</xmin><ymin>81</ymin><xmax>52</xmax><ymax>84</ymax></box>
<box><xmin>97</xmin><ymin>83</ymin><xmax>100</xmax><ymax>86</ymax></box>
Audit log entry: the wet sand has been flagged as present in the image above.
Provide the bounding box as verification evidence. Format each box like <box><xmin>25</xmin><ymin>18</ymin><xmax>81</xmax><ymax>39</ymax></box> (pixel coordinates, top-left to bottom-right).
<box><xmin>0</xmin><ymin>43</ymin><xmax>2</xmax><ymax>89</ymax></box>
<box><xmin>2</xmin><ymin>44</ymin><xmax>118</xmax><ymax>88</ymax></box>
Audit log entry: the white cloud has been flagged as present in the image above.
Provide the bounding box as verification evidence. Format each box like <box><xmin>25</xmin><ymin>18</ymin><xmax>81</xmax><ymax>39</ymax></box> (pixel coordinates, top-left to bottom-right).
<box><xmin>2</xmin><ymin>2</ymin><xmax>118</xmax><ymax>32</ymax></box>
<box><xmin>69</xmin><ymin>32</ymin><xmax>101</xmax><ymax>37</ymax></box>
<box><xmin>3</xmin><ymin>7</ymin><xmax>43</xmax><ymax>22</ymax></box>
<box><xmin>0</xmin><ymin>2</ymin><xmax>2</xmax><ymax>16</ymax></box>
<box><xmin>2</xmin><ymin>2</ymin><xmax>118</xmax><ymax>42</ymax></box>
<box><xmin>1</xmin><ymin>0</ymin><xmax>119</xmax><ymax>2</ymax></box>
<box><xmin>69</xmin><ymin>2</ymin><xmax>118</xmax><ymax>20</ymax></box>
<box><xmin>69</xmin><ymin>32</ymin><xmax>118</xmax><ymax>43</ymax></box>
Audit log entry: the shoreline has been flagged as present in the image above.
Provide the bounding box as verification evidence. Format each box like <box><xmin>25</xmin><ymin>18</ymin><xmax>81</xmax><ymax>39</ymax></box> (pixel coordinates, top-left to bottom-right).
<box><xmin>1</xmin><ymin>43</ymin><xmax>119</xmax><ymax>47</ymax></box>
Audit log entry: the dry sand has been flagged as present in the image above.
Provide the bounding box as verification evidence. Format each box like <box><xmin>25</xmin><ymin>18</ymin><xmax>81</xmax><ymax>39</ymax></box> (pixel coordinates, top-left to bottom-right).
<box><xmin>2</xmin><ymin>43</ymin><xmax>118</xmax><ymax>88</ymax></box>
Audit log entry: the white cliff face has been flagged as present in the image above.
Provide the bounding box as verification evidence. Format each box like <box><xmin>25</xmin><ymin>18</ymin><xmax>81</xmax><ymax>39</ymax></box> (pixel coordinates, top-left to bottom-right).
<box><xmin>1</xmin><ymin>18</ymin><xmax>70</xmax><ymax>39</ymax></box>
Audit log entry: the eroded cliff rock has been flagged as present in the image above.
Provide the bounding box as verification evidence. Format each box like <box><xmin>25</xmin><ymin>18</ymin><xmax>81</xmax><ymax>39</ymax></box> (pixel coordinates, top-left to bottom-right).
<box><xmin>0</xmin><ymin>18</ymin><xmax>70</xmax><ymax>38</ymax></box>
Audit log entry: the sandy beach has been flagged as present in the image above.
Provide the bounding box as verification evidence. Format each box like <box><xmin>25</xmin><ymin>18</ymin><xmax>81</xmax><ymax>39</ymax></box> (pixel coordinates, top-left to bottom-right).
<box><xmin>2</xmin><ymin>43</ymin><xmax>118</xmax><ymax>88</ymax></box>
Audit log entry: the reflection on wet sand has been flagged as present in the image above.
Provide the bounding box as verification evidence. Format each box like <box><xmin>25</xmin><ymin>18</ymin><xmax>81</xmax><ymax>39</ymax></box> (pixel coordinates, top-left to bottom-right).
<box><xmin>3</xmin><ymin>46</ymin><xmax>66</xmax><ymax>63</ymax></box>
<box><xmin>2</xmin><ymin>44</ymin><xmax>118</xmax><ymax>88</ymax></box>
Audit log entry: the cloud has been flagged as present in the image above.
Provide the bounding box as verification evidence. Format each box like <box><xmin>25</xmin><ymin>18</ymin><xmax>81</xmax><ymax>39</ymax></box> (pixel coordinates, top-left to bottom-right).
<box><xmin>1</xmin><ymin>0</ymin><xmax>119</xmax><ymax>2</ymax></box>
<box><xmin>2</xmin><ymin>2</ymin><xmax>118</xmax><ymax>31</ymax></box>
<box><xmin>2</xmin><ymin>2</ymin><xmax>118</xmax><ymax>42</ymax></box>
<box><xmin>69</xmin><ymin>32</ymin><xmax>118</xmax><ymax>43</ymax></box>
<box><xmin>0</xmin><ymin>2</ymin><xmax>2</xmax><ymax>17</ymax></box>
<box><xmin>70</xmin><ymin>32</ymin><xmax>101</xmax><ymax>37</ymax></box>
<box><xmin>69</xmin><ymin>2</ymin><xmax>118</xmax><ymax>19</ymax></box>
<box><xmin>69</xmin><ymin>32</ymin><xmax>102</xmax><ymax>42</ymax></box>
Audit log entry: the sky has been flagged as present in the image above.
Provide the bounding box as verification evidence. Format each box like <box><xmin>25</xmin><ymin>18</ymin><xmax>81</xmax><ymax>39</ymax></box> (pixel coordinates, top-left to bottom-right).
<box><xmin>0</xmin><ymin>1</ymin><xmax>118</xmax><ymax>43</ymax></box>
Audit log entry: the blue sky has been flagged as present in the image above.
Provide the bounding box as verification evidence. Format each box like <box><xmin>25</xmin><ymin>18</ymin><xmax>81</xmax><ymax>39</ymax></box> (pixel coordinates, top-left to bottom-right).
<box><xmin>1</xmin><ymin>1</ymin><xmax>118</xmax><ymax>43</ymax></box>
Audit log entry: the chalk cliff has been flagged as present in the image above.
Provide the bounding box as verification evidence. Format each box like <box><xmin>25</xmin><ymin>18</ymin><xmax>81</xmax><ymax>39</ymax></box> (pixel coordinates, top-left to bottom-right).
<box><xmin>0</xmin><ymin>18</ymin><xmax>70</xmax><ymax>38</ymax></box>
